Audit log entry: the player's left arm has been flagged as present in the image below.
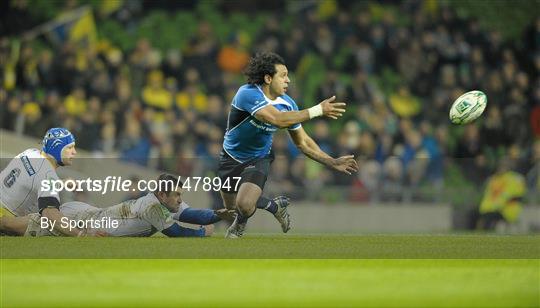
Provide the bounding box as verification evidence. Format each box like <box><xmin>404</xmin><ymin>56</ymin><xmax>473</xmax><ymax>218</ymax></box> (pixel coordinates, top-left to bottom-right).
<box><xmin>161</xmin><ymin>223</ymin><xmax>213</xmax><ymax>237</ymax></box>
<box><xmin>254</xmin><ymin>96</ymin><xmax>345</xmax><ymax>128</ymax></box>
<box><xmin>174</xmin><ymin>208</ymin><xmax>235</xmax><ymax>225</ymax></box>
<box><xmin>288</xmin><ymin>127</ymin><xmax>359</xmax><ymax>175</ymax></box>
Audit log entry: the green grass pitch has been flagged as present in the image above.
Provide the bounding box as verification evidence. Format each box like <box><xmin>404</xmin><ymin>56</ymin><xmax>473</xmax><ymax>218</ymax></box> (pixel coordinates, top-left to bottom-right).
<box><xmin>2</xmin><ymin>234</ymin><xmax>539</xmax><ymax>307</ymax></box>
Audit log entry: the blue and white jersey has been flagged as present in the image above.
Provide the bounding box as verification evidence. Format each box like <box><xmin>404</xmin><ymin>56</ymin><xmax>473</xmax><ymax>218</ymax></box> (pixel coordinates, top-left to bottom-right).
<box><xmin>0</xmin><ymin>148</ymin><xmax>61</xmax><ymax>216</ymax></box>
<box><xmin>223</xmin><ymin>84</ymin><xmax>301</xmax><ymax>162</ymax></box>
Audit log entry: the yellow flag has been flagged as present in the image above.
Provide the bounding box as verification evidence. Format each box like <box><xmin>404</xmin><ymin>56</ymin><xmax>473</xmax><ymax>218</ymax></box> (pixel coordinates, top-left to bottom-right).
<box><xmin>69</xmin><ymin>9</ymin><xmax>97</xmax><ymax>46</ymax></box>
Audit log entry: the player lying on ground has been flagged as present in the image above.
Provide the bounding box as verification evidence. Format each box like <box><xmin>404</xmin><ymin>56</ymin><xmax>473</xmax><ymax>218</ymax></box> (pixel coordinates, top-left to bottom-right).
<box><xmin>0</xmin><ymin>128</ymin><xmax>103</xmax><ymax>237</ymax></box>
<box><xmin>218</xmin><ymin>52</ymin><xmax>359</xmax><ymax>238</ymax></box>
<box><xmin>10</xmin><ymin>174</ymin><xmax>235</xmax><ymax>237</ymax></box>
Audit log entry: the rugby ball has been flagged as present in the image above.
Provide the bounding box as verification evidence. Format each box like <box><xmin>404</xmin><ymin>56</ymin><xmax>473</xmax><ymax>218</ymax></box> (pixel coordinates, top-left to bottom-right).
<box><xmin>449</xmin><ymin>90</ymin><xmax>487</xmax><ymax>124</ymax></box>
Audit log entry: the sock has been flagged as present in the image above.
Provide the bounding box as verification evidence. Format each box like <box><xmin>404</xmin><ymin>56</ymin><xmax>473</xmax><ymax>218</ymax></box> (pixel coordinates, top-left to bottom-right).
<box><xmin>236</xmin><ymin>208</ymin><xmax>255</xmax><ymax>224</ymax></box>
<box><xmin>256</xmin><ymin>196</ymin><xmax>277</xmax><ymax>214</ymax></box>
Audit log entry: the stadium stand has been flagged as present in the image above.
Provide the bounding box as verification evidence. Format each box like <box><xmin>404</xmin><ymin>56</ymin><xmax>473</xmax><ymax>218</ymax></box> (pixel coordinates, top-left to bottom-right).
<box><xmin>0</xmin><ymin>0</ymin><xmax>538</xmax><ymax>230</ymax></box>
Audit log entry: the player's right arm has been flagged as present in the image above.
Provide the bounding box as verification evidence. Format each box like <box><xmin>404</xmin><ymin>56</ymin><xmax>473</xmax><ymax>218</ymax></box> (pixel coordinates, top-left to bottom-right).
<box><xmin>141</xmin><ymin>202</ymin><xmax>213</xmax><ymax>237</ymax></box>
<box><xmin>173</xmin><ymin>207</ymin><xmax>235</xmax><ymax>224</ymax></box>
<box><xmin>289</xmin><ymin>126</ymin><xmax>359</xmax><ymax>175</ymax></box>
<box><xmin>254</xmin><ymin>96</ymin><xmax>346</xmax><ymax>128</ymax></box>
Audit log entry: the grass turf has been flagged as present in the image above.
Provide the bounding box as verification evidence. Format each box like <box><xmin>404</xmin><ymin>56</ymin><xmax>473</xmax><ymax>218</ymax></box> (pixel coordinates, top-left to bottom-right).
<box><xmin>1</xmin><ymin>235</ymin><xmax>539</xmax><ymax>307</ymax></box>
<box><xmin>1</xmin><ymin>234</ymin><xmax>539</xmax><ymax>258</ymax></box>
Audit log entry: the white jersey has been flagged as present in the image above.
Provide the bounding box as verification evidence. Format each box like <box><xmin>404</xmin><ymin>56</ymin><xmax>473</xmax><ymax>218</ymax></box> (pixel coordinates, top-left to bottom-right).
<box><xmin>60</xmin><ymin>193</ymin><xmax>176</xmax><ymax>237</ymax></box>
<box><xmin>0</xmin><ymin>148</ymin><xmax>60</xmax><ymax>216</ymax></box>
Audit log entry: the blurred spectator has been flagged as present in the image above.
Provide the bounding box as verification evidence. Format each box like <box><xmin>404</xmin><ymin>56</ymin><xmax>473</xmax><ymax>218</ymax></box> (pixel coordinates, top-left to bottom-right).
<box><xmin>454</xmin><ymin>124</ymin><xmax>490</xmax><ymax>185</ymax></box>
<box><xmin>184</xmin><ymin>21</ymin><xmax>220</xmax><ymax>92</ymax></box>
<box><xmin>119</xmin><ymin>118</ymin><xmax>151</xmax><ymax>166</ymax></box>
<box><xmin>162</xmin><ymin>49</ymin><xmax>184</xmax><ymax>80</ymax></box>
<box><xmin>20</xmin><ymin>101</ymin><xmax>44</xmax><ymax>137</ymax></box>
<box><xmin>157</xmin><ymin>141</ymin><xmax>176</xmax><ymax>172</ymax></box>
<box><xmin>349</xmin><ymin>70</ymin><xmax>377</xmax><ymax>105</ymax></box>
<box><xmin>389</xmin><ymin>86</ymin><xmax>421</xmax><ymax>118</ymax></box>
<box><xmin>175</xmin><ymin>68</ymin><xmax>208</xmax><ymax>113</ymax></box>
<box><xmin>316</xmin><ymin>69</ymin><xmax>352</xmax><ymax>103</ymax></box>
<box><xmin>99</xmin><ymin>113</ymin><xmax>116</xmax><ymax>154</ymax></box>
<box><xmin>526</xmin><ymin>141</ymin><xmax>540</xmax><ymax>203</ymax></box>
<box><xmin>278</xmin><ymin>28</ymin><xmax>304</xmax><ymax>71</ymax></box>
<box><xmin>401</xmin><ymin>130</ymin><xmax>428</xmax><ymax>186</ymax></box>
<box><xmin>381</xmin><ymin>156</ymin><xmax>404</xmax><ymax>202</ymax></box>
<box><xmin>477</xmin><ymin>158</ymin><xmax>527</xmax><ymax>230</ymax></box>
<box><xmin>74</xmin><ymin>96</ymin><xmax>101</xmax><ymax>151</ymax></box>
<box><xmin>531</xmin><ymin>103</ymin><xmax>540</xmax><ymax>139</ymax></box>
<box><xmin>481</xmin><ymin>106</ymin><xmax>506</xmax><ymax>152</ymax></box>
<box><xmin>266</xmin><ymin>156</ymin><xmax>296</xmax><ymax>198</ymax></box>
<box><xmin>142</xmin><ymin>70</ymin><xmax>172</xmax><ymax>121</ymax></box>
<box><xmin>217</xmin><ymin>33</ymin><xmax>249</xmax><ymax>74</ymax></box>
<box><xmin>64</xmin><ymin>87</ymin><xmax>87</xmax><ymax>116</ymax></box>
<box><xmin>356</xmin><ymin>158</ymin><xmax>381</xmax><ymax>202</ymax></box>
<box><xmin>311</xmin><ymin>120</ymin><xmax>334</xmax><ymax>155</ymax></box>
<box><xmin>2</xmin><ymin>97</ymin><xmax>22</xmax><ymax>131</ymax></box>
<box><xmin>289</xmin><ymin>156</ymin><xmax>307</xmax><ymax>200</ymax></box>
<box><xmin>502</xmin><ymin>90</ymin><xmax>530</xmax><ymax>147</ymax></box>
<box><xmin>419</xmin><ymin>121</ymin><xmax>443</xmax><ymax>183</ymax></box>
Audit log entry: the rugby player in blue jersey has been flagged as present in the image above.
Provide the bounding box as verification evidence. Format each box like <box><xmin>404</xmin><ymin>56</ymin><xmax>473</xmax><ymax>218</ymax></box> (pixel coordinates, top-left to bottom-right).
<box><xmin>219</xmin><ymin>52</ymin><xmax>358</xmax><ymax>238</ymax></box>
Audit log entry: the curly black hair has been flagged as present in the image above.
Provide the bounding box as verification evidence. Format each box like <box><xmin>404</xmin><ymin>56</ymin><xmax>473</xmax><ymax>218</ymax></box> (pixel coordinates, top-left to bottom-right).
<box><xmin>244</xmin><ymin>52</ymin><xmax>285</xmax><ymax>85</ymax></box>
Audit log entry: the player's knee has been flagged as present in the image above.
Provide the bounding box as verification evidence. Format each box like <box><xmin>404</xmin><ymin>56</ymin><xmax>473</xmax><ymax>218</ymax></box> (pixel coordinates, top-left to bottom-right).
<box><xmin>235</xmin><ymin>196</ymin><xmax>256</xmax><ymax>214</ymax></box>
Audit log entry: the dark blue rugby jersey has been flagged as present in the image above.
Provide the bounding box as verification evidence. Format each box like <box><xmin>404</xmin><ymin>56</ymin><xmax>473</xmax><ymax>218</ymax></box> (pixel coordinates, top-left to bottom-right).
<box><xmin>222</xmin><ymin>84</ymin><xmax>301</xmax><ymax>162</ymax></box>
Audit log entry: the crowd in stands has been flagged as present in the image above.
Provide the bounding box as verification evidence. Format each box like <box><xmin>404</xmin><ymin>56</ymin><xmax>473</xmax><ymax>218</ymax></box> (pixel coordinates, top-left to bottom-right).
<box><xmin>1</xmin><ymin>1</ymin><xmax>538</xmax><ymax>203</ymax></box>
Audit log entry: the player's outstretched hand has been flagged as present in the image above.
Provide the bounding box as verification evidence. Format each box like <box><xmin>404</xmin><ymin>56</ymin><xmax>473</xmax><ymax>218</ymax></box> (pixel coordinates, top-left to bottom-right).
<box><xmin>331</xmin><ymin>155</ymin><xmax>359</xmax><ymax>175</ymax></box>
<box><xmin>203</xmin><ymin>224</ymin><xmax>214</xmax><ymax>236</ymax></box>
<box><xmin>320</xmin><ymin>96</ymin><xmax>346</xmax><ymax>120</ymax></box>
<box><xmin>215</xmin><ymin>209</ymin><xmax>236</xmax><ymax>222</ymax></box>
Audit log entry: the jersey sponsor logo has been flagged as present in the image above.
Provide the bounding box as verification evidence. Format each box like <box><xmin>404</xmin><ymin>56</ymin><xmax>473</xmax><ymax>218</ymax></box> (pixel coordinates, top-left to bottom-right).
<box><xmin>20</xmin><ymin>156</ymin><xmax>36</xmax><ymax>176</ymax></box>
<box><xmin>249</xmin><ymin>120</ymin><xmax>277</xmax><ymax>132</ymax></box>
<box><xmin>3</xmin><ymin>168</ymin><xmax>21</xmax><ymax>188</ymax></box>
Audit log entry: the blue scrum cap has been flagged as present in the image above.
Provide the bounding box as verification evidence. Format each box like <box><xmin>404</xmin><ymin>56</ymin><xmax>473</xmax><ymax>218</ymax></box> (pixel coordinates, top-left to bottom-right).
<box><xmin>42</xmin><ymin>128</ymin><xmax>75</xmax><ymax>166</ymax></box>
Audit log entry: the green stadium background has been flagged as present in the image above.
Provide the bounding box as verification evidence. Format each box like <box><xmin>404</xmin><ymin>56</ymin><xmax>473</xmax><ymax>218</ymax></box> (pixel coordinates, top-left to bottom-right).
<box><xmin>1</xmin><ymin>1</ymin><xmax>539</xmax><ymax>307</ymax></box>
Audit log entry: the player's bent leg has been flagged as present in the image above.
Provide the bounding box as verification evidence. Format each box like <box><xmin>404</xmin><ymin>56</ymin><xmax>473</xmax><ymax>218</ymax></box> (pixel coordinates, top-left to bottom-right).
<box><xmin>255</xmin><ymin>196</ymin><xmax>292</xmax><ymax>233</ymax></box>
<box><xmin>0</xmin><ymin>215</ymin><xmax>31</xmax><ymax>236</ymax></box>
<box><xmin>273</xmin><ymin>196</ymin><xmax>291</xmax><ymax>233</ymax></box>
<box><xmin>60</xmin><ymin>201</ymin><xmax>98</xmax><ymax>217</ymax></box>
<box><xmin>219</xmin><ymin>191</ymin><xmax>237</xmax><ymax>210</ymax></box>
<box><xmin>225</xmin><ymin>182</ymin><xmax>262</xmax><ymax>238</ymax></box>
<box><xmin>235</xmin><ymin>182</ymin><xmax>261</xmax><ymax>216</ymax></box>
